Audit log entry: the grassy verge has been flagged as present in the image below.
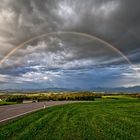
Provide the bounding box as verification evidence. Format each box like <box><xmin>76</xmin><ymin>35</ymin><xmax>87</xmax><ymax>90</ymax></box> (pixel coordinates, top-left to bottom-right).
<box><xmin>0</xmin><ymin>100</ymin><xmax>140</xmax><ymax>140</ymax></box>
<box><xmin>0</xmin><ymin>101</ymin><xmax>17</xmax><ymax>106</ymax></box>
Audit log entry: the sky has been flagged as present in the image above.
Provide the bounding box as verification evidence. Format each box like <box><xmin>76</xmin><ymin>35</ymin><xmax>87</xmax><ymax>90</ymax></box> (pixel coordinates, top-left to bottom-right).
<box><xmin>0</xmin><ymin>0</ymin><xmax>140</xmax><ymax>90</ymax></box>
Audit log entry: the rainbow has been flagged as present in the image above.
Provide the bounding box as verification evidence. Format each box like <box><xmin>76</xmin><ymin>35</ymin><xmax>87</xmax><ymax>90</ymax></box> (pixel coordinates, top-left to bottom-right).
<box><xmin>0</xmin><ymin>31</ymin><xmax>139</xmax><ymax>76</ymax></box>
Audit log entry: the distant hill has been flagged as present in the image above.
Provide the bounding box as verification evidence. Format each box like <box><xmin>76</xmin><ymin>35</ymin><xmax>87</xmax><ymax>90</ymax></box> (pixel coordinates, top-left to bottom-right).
<box><xmin>0</xmin><ymin>86</ymin><xmax>140</xmax><ymax>93</ymax></box>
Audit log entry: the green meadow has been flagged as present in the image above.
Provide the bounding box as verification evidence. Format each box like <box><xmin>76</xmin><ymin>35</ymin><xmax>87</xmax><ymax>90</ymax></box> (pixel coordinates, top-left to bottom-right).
<box><xmin>0</xmin><ymin>99</ymin><xmax>140</xmax><ymax>140</ymax></box>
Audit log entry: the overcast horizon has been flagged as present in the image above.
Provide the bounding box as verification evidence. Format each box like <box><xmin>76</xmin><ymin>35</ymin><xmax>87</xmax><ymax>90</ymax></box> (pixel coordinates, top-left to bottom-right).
<box><xmin>0</xmin><ymin>0</ymin><xmax>140</xmax><ymax>90</ymax></box>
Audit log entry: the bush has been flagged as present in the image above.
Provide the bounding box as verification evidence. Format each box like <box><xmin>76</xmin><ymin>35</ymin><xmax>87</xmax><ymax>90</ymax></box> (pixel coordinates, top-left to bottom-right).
<box><xmin>6</xmin><ymin>95</ymin><xmax>30</xmax><ymax>103</ymax></box>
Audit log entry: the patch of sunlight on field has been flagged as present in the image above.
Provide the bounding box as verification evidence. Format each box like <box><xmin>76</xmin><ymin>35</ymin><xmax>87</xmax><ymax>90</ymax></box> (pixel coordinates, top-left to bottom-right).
<box><xmin>102</xmin><ymin>95</ymin><xmax>138</xmax><ymax>100</ymax></box>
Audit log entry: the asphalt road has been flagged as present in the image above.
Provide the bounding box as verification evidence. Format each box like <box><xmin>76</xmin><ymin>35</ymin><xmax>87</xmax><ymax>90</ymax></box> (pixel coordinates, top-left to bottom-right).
<box><xmin>0</xmin><ymin>101</ymin><xmax>81</xmax><ymax>123</ymax></box>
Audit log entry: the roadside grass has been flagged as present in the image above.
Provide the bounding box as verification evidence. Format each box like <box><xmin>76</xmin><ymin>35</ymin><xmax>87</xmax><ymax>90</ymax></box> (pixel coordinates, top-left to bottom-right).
<box><xmin>0</xmin><ymin>99</ymin><xmax>140</xmax><ymax>140</ymax></box>
<box><xmin>0</xmin><ymin>101</ymin><xmax>16</xmax><ymax>106</ymax></box>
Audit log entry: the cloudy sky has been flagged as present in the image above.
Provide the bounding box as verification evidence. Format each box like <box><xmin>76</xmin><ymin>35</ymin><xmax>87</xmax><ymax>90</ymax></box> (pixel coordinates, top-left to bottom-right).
<box><xmin>0</xmin><ymin>0</ymin><xmax>140</xmax><ymax>90</ymax></box>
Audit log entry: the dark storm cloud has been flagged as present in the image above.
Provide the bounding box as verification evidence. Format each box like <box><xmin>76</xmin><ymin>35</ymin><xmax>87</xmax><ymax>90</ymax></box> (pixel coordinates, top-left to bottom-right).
<box><xmin>0</xmin><ymin>0</ymin><xmax>140</xmax><ymax>58</ymax></box>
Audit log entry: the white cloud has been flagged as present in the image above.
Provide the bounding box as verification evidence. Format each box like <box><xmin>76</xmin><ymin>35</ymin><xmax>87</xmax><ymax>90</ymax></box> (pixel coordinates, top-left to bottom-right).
<box><xmin>0</xmin><ymin>74</ymin><xmax>9</xmax><ymax>82</ymax></box>
<box><xmin>54</xmin><ymin>1</ymin><xmax>81</xmax><ymax>28</ymax></box>
<box><xmin>0</xmin><ymin>8</ymin><xmax>16</xmax><ymax>23</ymax></box>
<box><xmin>92</xmin><ymin>1</ymin><xmax>119</xmax><ymax>18</ymax></box>
<box><xmin>58</xmin><ymin>2</ymin><xmax>74</xmax><ymax>18</ymax></box>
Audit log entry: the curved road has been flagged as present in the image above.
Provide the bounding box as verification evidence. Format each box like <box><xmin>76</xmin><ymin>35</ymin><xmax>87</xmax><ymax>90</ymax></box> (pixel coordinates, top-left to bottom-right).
<box><xmin>0</xmin><ymin>101</ymin><xmax>81</xmax><ymax>123</ymax></box>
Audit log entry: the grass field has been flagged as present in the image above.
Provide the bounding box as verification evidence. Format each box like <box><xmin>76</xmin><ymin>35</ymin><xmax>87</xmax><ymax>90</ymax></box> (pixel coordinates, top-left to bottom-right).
<box><xmin>0</xmin><ymin>99</ymin><xmax>140</xmax><ymax>140</ymax></box>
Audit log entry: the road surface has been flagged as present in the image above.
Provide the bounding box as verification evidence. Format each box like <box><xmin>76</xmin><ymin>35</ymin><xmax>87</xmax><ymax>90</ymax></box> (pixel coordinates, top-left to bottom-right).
<box><xmin>0</xmin><ymin>101</ymin><xmax>81</xmax><ymax>123</ymax></box>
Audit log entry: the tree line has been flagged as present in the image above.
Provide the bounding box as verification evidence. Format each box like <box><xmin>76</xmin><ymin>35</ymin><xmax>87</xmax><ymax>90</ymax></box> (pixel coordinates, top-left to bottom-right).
<box><xmin>5</xmin><ymin>93</ymin><xmax>100</xmax><ymax>103</ymax></box>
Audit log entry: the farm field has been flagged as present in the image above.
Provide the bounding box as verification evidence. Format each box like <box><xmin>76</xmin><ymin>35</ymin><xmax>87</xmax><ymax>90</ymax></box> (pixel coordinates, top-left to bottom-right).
<box><xmin>0</xmin><ymin>99</ymin><xmax>140</xmax><ymax>140</ymax></box>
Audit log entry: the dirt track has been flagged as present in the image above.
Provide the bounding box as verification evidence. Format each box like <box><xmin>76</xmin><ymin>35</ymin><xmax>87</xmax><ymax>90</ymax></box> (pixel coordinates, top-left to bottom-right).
<box><xmin>0</xmin><ymin>101</ymin><xmax>81</xmax><ymax>123</ymax></box>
